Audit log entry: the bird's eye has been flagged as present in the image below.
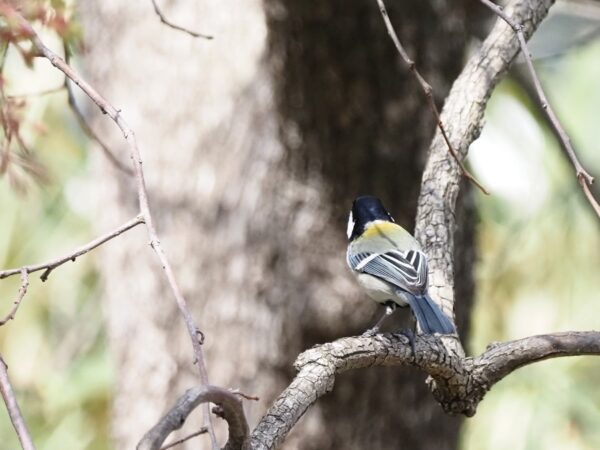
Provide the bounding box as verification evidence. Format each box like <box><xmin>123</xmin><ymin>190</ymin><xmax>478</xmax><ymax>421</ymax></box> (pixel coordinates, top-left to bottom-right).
<box><xmin>346</xmin><ymin>211</ymin><xmax>355</xmax><ymax>239</ymax></box>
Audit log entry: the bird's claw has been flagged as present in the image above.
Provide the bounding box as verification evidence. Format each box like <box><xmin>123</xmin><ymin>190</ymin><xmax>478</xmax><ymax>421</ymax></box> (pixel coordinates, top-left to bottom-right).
<box><xmin>398</xmin><ymin>328</ymin><xmax>416</xmax><ymax>358</ymax></box>
<box><xmin>362</xmin><ymin>326</ymin><xmax>380</xmax><ymax>337</ymax></box>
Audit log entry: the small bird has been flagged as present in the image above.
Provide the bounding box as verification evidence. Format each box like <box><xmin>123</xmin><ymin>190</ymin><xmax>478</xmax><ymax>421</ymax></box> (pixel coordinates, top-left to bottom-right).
<box><xmin>346</xmin><ymin>195</ymin><xmax>456</xmax><ymax>338</ymax></box>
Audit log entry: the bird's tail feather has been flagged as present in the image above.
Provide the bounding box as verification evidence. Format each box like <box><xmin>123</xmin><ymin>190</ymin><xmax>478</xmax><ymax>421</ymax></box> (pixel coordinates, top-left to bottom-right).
<box><xmin>404</xmin><ymin>293</ymin><xmax>455</xmax><ymax>334</ymax></box>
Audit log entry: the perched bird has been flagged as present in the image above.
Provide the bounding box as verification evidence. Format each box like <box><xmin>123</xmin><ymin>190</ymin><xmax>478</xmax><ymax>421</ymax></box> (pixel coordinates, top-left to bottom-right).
<box><xmin>346</xmin><ymin>195</ymin><xmax>455</xmax><ymax>337</ymax></box>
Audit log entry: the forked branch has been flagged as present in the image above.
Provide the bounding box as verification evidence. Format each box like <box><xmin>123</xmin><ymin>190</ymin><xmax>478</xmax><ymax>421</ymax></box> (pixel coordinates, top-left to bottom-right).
<box><xmin>248</xmin><ymin>331</ymin><xmax>600</xmax><ymax>449</ymax></box>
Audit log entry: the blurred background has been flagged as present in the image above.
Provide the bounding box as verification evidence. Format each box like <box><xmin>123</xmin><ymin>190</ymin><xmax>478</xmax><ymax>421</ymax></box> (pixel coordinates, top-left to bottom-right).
<box><xmin>1</xmin><ymin>0</ymin><xmax>599</xmax><ymax>449</ymax></box>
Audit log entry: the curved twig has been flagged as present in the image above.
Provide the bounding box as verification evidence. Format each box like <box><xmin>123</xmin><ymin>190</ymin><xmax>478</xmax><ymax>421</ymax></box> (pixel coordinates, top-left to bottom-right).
<box><xmin>150</xmin><ymin>0</ymin><xmax>213</xmax><ymax>40</ymax></box>
<box><xmin>63</xmin><ymin>43</ymin><xmax>133</xmax><ymax>175</ymax></box>
<box><xmin>137</xmin><ymin>385</ymin><xmax>249</xmax><ymax>450</ymax></box>
<box><xmin>0</xmin><ymin>269</ymin><xmax>29</xmax><ymax>326</ymax></box>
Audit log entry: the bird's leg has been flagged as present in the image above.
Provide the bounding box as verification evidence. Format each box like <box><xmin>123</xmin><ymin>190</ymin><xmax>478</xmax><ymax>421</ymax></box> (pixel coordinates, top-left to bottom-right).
<box><xmin>398</xmin><ymin>328</ymin><xmax>416</xmax><ymax>358</ymax></box>
<box><xmin>362</xmin><ymin>303</ymin><xmax>397</xmax><ymax>337</ymax></box>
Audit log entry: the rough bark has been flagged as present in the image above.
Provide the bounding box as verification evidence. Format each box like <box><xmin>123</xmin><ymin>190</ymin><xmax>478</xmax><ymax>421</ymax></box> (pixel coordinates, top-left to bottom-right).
<box><xmin>78</xmin><ymin>0</ymin><xmax>474</xmax><ymax>449</ymax></box>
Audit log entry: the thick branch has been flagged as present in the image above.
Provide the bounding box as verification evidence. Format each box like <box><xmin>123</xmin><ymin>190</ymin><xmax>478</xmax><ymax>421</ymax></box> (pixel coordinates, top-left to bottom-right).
<box><xmin>249</xmin><ymin>330</ymin><xmax>600</xmax><ymax>449</ymax></box>
<box><xmin>249</xmin><ymin>334</ymin><xmax>462</xmax><ymax>450</ymax></box>
<box><xmin>137</xmin><ymin>386</ymin><xmax>249</xmax><ymax>450</ymax></box>
<box><xmin>474</xmin><ymin>331</ymin><xmax>600</xmax><ymax>385</ymax></box>
<box><xmin>0</xmin><ymin>216</ymin><xmax>144</xmax><ymax>281</ymax></box>
<box><xmin>414</xmin><ymin>0</ymin><xmax>555</xmax><ymax>321</ymax></box>
<box><xmin>0</xmin><ymin>356</ymin><xmax>36</xmax><ymax>450</ymax></box>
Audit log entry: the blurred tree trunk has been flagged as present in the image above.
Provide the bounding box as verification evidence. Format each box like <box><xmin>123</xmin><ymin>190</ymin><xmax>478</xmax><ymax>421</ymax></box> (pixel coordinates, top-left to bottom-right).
<box><xmin>79</xmin><ymin>0</ymin><xmax>476</xmax><ymax>449</ymax></box>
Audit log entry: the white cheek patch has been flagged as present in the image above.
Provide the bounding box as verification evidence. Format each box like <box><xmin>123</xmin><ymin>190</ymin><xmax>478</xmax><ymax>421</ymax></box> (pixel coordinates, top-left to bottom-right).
<box><xmin>346</xmin><ymin>211</ymin><xmax>355</xmax><ymax>239</ymax></box>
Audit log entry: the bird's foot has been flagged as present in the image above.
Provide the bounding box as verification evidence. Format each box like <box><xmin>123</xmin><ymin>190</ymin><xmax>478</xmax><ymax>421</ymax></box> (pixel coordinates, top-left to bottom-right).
<box><xmin>398</xmin><ymin>328</ymin><xmax>416</xmax><ymax>358</ymax></box>
<box><xmin>362</xmin><ymin>326</ymin><xmax>380</xmax><ymax>337</ymax></box>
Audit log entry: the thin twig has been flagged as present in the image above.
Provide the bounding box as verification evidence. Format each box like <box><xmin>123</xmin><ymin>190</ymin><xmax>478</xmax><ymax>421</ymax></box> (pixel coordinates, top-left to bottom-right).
<box><xmin>0</xmin><ymin>269</ymin><xmax>29</xmax><ymax>326</ymax></box>
<box><xmin>0</xmin><ymin>5</ymin><xmax>217</xmax><ymax>447</ymax></box>
<box><xmin>150</xmin><ymin>0</ymin><xmax>213</xmax><ymax>40</ymax></box>
<box><xmin>63</xmin><ymin>43</ymin><xmax>133</xmax><ymax>175</ymax></box>
<box><xmin>229</xmin><ymin>389</ymin><xmax>260</xmax><ymax>402</ymax></box>
<box><xmin>375</xmin><ymin>0</ymin><xmax>489</xmax><ymax>195</ymax></box>
<box><xmin>0</xmin><ymin>216</ymin><xmax>145</xmax><ymax>281</ymax></box>
<box><xmin>159</xmin><ymin>428</ymin><xmax>208</xmax><ymax>450</ymax></box>
<box><xmin>0</xmin><ymin>356</ymin><xmax>36</xmax><ymax>450</ymax></box>
<box><xmin>480</xmin><ymin>0</ymin><xmax>600</xmax><ymax>217</ymax></box>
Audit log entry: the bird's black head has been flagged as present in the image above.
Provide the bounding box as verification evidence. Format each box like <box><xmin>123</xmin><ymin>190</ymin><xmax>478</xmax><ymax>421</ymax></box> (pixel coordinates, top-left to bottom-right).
<box><xmin>347</xmin><ymin>195</ymin><xmax>395</xmax><ymax>241</ymax></box>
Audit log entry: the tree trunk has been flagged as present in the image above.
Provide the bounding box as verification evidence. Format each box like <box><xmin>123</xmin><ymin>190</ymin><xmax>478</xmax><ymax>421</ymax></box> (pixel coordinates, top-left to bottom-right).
<box><xmin>78</xmin><ymin>0</ymin><xmax>475</xmax><ymax>448</ymax></box>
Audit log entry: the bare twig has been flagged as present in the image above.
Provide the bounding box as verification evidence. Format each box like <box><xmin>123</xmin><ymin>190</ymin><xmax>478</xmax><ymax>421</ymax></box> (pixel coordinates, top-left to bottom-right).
<box><xmin>375</xmin><ymin>0</ymin><xmax>489</xmax><ymax>195</ymax></box>
<box><xmin>0</xmin><ymin>356</ymin><xmax>36</xmax><ymax>450</ymax></box>
<box><xmin>0</xmin><ymin>5</ymin><xmax>217</xmax><ymax>446</ymax></box>
<box><xmin>479</xmin><ymin>0</ymin><xmax>600</xmax><ymax>218</ymax></box>
<box><xmin>159</xmin><ymin>428</ymin><xmax>208</xmax><ymax>450</ymax></box>
<box><xmin>229</xmin><ymin>389</ymin><xmax>260</xmax><ymax>402</ymax></box>
<box><xmin>63</xmin><ymin>43</ymin><xmax>133</xmax><ymax>175</ymax></box>
<box><xmin>0</xmin><ymin>215</ymin><xmax>145</xmax><ymax>281</ymax></box>
<box><xmin>0</xmin><ymin>269</ymin><xmax>29</xmax><ymax>326</ymax></box>
<box><xmin>150</xmin><ymin>0</ymin><xmax>213</xmax><ymax>40</ymax></box>
<box><xmin>138</xmin><ymin>386</ymin><xmax>249</xmax><ymax>450</ymax></box>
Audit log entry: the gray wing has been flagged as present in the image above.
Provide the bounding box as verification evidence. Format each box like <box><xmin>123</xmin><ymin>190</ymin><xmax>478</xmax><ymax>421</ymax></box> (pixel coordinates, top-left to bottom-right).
<box><xmin>348</xmin><ymin>249</ymin><xmax>428</xmax><ymax>295</ymax></box>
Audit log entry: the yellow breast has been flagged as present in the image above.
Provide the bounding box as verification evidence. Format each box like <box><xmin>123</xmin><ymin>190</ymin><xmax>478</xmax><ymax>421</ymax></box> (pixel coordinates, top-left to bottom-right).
<box><xmin>362</xmin><ymin>221</ymin><xmax>402</xmax><ymax>239</ymax></box>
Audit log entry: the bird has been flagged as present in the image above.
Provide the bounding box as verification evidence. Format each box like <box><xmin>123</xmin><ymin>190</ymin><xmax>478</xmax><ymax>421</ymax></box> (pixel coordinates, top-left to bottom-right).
<box><xmin>346</xmin><ymin>195</ymin><xmax>456</xmax><ymax>340</ymax></box>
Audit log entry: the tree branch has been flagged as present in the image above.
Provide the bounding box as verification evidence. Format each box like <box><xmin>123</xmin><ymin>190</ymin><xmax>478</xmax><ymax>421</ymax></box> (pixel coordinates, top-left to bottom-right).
<box><xmin>0</xmin><ymin>5</ymin><xmax>217</xmax><ymax>446</ymax></box>
<box><xmin>414</xmin><ymin>0</ymin><xmax>555</xmax><ymax>323</ymax></box>
<box><xmin>479</xmin><ymin>0</ymin><xmax>600</xmax><ymax>219</ymax></box>
<box><xmin>150</xmin><ymin>0</ymin><xmax>213</xmax><ymax>40</ymax></box>
<box><xmin>0</xmin><ymin>269</ymin><xmax>29</xmax><ymax>326</ymax></box>
<box><xmin>247</xmin><ymin>1</ymin><xmax>573</xmax><ymax>448</ymax></box>
<box><xmin>63</xmin><ymin>42</ymin><xmax>133</xmax><ymax>176</ymax></box>
<box><xmin>159</xmin><ymin>428</ymin><xmax>208</xmax><ymax>450</ymax></box>
<box><xmin>138</xmin><ymin>386</ymin><xmax>249</xmax><ymax>450</ymax></box>
<box><xmin>375</xmin><ymin>0</ymin><xmax>489</xmax><ymax>195</ymax></box>
<box><xmin>0</xmin><ymin>355</ymin><xmax>36</xmax><ymax>450</ymax></box>
<box><xmin>0</xmin><ymin>216</ymin><xmax>144</xmax><ymax>281</ymax></box>
<box><xmin>248</xmin><ymin>330</ymin><xmax>600</xmax><ymax>449</ymax></box>
<box><xmin>474</xmin><ymin>331</ymin><xmax>600</xmax><ymax>386</ymax></box>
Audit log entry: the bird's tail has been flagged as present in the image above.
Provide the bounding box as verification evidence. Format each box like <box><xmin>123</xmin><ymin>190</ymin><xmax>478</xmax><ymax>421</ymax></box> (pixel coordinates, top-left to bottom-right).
<box><xmin>404</xmin><ymin>293</ymin><xmax>456</xmax><ymax>334</ymax></box>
